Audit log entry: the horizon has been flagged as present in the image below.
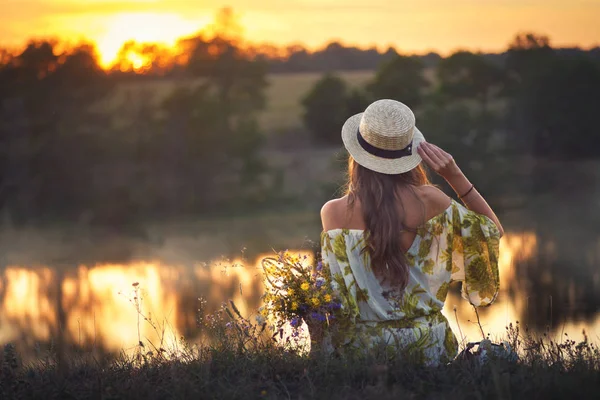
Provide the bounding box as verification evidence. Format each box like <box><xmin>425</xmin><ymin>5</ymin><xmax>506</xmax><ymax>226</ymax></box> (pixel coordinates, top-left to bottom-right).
<box><xmin>1</xmin><ymin>0</ymin><xmax>599</xmax><ymax>68</ymax></box>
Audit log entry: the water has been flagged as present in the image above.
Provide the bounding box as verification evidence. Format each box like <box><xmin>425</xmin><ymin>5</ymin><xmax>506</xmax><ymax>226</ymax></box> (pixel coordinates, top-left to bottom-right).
<box><xmin>1</xmin><ymin>200</ymin><xmax>599</xmax><ymax>359</ymax></box>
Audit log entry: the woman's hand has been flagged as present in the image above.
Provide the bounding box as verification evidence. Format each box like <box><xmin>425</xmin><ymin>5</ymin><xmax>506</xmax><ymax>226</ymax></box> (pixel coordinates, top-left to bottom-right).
<box><xmin>417</xmin><ymin>142</ymin><xmax>504</xmax><ymax>235</ymax></box>
<box><xmin>417</xmin><ymin>141</ymin><xmax>462</xmax><ymax>180</ymax></box>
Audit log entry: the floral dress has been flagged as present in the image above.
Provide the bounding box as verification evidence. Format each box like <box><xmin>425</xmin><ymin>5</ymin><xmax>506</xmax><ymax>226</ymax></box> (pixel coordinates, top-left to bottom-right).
<box><xmin>320</xmin><ymin>199</ymin><xmax>500</xmax><ymax>365</ymax></box>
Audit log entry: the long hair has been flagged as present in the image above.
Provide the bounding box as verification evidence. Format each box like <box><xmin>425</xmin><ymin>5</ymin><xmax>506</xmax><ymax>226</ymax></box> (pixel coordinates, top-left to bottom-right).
<box><xmin>346</xmin><ymin>157</ymin><xmax>430</xmax><ymax>289</ymax></box>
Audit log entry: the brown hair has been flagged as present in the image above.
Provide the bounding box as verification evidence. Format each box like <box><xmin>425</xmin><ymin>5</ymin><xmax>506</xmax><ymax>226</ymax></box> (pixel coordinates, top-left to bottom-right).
<box><xmin>346</xmin><ymin>157</ymin><xmax>430</xmax><ymax>289</ymax></box>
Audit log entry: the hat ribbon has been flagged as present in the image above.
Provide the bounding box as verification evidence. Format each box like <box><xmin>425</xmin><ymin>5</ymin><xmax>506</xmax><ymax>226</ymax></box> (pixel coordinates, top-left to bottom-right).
<box><xmin>357</xmin><ymin>129</ymin><xmax>413</xmax><ymax>159</ymax></box>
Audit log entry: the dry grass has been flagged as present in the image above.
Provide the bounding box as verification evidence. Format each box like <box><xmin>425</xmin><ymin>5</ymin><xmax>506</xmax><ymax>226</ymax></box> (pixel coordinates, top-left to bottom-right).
<box><xmin>2</xmin><ymin>304</ymin><xmax>600</xmax><ymax>400</ymax></box>
<box><xmin>260</xmin><ymin>71</ymin><xmax>374</xmax><ymax>132</ymax></box>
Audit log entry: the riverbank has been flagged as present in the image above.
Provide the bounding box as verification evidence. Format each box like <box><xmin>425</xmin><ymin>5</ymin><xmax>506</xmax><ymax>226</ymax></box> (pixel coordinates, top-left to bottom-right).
<box><xmin>1</xmin><ymin>320</ymin><xmax>599</xmax><ymax>400</ymax></box>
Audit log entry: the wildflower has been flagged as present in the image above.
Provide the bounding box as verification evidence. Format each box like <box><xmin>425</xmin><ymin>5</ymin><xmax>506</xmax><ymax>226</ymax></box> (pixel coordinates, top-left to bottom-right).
<box><xmin>324</xmin><ymin>294</ymin><xmax>332</xmax><ymax>303</ymax></box>
<box><xmin>316</xmin><ymin>261</ymin><xmax>323</xmax><ymax>271</ymax></box>
<box><xmin>301</xmin><ymin>282</ymin><xmax>310</xmax><ymax>291</ymax></box>
<box><xmin>311</xmin><ymin>297</ymin><xmax>320</xmax><ymax>306</ymax></box>
<box><xmin>290</xmin><ymin>317</ymin><xmax>300</xmax><ymax>327</ymax></box>
<box><xmin>225</xmin><ymin>322</ymin><xmax>233</xmax><ymax>329</ymax></box>
<box><xmin>291</xmin><ymin>302</ymin><xmax>299</xmax><ymax>311</ymax></box>
<box><xmin>315</xmin><ymin>277</ymin><xmax>325</xmax><ymax>288</ymax></box>
<box><xmin>287</xmin><ymin>288</ymin><xmax>295</xmax><ymax>296</ymax></box>
<box><xmin>310</xmin><ymin>312</ymin><xmax>326</xmax><ymax>322</ymax></box>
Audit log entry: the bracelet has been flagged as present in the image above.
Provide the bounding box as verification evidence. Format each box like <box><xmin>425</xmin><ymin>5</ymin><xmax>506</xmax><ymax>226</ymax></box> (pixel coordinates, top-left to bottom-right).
<box><xmin>458</xmin><ymin>184</ymin><xmax>474</xmax><ymax>199</ymax></box>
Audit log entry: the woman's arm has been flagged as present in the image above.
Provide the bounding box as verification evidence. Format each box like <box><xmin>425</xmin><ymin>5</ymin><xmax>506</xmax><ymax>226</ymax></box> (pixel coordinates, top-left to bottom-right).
<box><xmin>417</xmin><ymin>141</ymin><xmax>504</xmax><ymax>237</ymax></box>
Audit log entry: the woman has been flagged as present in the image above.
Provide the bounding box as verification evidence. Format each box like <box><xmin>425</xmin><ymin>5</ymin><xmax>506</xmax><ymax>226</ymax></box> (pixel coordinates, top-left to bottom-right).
<box><xmin>320</xmin><ymin>99</ymin><xmax>503</xmax><ymax>365</ymax></box>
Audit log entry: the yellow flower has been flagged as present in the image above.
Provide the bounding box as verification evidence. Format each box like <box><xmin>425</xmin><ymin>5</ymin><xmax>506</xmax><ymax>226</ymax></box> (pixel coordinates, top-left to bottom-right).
<box><xmin>301</xmin><ymin>282</ymin><xmax>310</xmax><ymax>291</ymax></box>
<box><xmin>287</xmin><ymin>288</ymin><xmax>295</xmax><ymax>296</ymax></box>
<box><xmin>324</xmin><ymin>294</ymin><xmax>332</xmax><ymax>303</ymax></box>
<box><xmin>291</xmin><ymin>302</ymin><xmax>298</xmax><ymax>310</ymax></box>
<box><xmin>311</xmin><ymin>297</ymin><xmax>320</xmax><ymax>306</ymax></box>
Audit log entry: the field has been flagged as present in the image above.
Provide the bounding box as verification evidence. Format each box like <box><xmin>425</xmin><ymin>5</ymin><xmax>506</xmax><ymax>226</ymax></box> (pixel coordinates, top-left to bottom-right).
<box><xmin>259</xmin><ymin>71</ymin><xmax>374</xmax><ymax>133</ymax></box>
<box><xmin>108</xmin><ymin>70</ymin><xmax>375</xmax><ymax>134</ymax></box>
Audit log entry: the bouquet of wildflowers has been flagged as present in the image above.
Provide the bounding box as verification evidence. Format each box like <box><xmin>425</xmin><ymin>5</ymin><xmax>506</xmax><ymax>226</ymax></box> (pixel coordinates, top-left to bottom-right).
<box><xmin>260</xmin><ymin>251</ymin><xmax>341</xmax><ymax>346</ymax></box>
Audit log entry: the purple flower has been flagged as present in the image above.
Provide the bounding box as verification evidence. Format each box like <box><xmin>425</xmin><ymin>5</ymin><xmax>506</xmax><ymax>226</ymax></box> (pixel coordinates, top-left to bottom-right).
<box><xmin>316</xmin><ymin>261</ymin><xmax>323</xmax><ymax>271</ymax></box>
<box><xmin>310</xmin><ymin>312</ymin><xmax>327</xmax><ymax>322</ymax></box>
<box><xmin>290</xmin><ymin>317</ymin><xmax>300</xmax><ymax>327</ymax></box>
<box><xmin>315</xmin><ymin>277</ymin><xmax>325</xmax><ymax>288</ymax></box>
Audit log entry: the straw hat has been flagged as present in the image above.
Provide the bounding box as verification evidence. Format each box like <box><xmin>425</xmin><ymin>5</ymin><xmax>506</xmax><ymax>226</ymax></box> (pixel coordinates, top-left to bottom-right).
<box><xmin>341</xmin><ymin>99</ymin><xmax>425</xmax><ymax>175</ymax></box>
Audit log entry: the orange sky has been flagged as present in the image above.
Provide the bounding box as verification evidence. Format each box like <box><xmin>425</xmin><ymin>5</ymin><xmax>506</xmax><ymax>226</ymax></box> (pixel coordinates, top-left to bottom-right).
<box><xmin>1</xmin><ymin>0</ymin><xmax>599</xmax><ymax>67</ymax></box>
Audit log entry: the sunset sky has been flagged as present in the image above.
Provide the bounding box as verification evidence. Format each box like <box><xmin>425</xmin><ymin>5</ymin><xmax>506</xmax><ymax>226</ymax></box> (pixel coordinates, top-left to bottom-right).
<box><xmin>2</xmin><ymin>0</ymin><xmax>599</xmax><ymax>66</ymax></box>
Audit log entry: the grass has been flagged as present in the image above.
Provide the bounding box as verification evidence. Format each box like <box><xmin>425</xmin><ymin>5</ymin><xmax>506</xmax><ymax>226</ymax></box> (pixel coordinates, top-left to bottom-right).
<box><xmin>2</xmin><ymin>300</ymin><xmax>600</xmax><ymax>400</ymax></box>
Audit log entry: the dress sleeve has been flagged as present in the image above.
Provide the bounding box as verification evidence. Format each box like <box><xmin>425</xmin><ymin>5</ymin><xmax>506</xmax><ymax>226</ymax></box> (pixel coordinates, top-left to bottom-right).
<box><xmin>448</xmin><ymin>201</ymin><xmax>501</xmax><ymax>307</ymax></box>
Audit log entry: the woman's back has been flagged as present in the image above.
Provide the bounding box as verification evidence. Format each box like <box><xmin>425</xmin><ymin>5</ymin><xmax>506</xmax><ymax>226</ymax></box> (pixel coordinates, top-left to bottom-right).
<box><xmin>318</xmin><ymin>99</ymin><xmax>503</xmax><ymax>365</ymax></box>
<box><xmin>321</xmin><ymin>192</ymin><xmax>500</xmax><ymax>365</ymax></box>
<box><xmin>321</xmin><ymin>185</ymin><xmax>452</xmax><ymax>253</ymax></box>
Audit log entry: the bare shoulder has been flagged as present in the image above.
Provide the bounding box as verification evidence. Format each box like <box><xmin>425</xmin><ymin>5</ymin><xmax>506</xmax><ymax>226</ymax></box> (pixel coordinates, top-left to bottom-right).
<box><xmin>320</xmin><ymin>196</ymin><xmax>348</xmax><ymax>231</ymax></box>
<box><xmin>416</xmin><ymin>185</ymin><xmax>452</xmax><ymax>215</ymax></box>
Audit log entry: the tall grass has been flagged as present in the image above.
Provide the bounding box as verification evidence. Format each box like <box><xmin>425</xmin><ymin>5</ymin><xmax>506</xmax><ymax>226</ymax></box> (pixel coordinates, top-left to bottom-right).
<box><xmin>1</xmin><ymin>294</ymin><xmax>600</xmax><ymax>399</ymax></box>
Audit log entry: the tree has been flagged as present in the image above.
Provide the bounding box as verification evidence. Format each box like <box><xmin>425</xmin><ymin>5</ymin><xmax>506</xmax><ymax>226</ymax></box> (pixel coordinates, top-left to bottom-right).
<box><xmin>157</xmin><ymin>21</ymin><xmax>271</xmax><ymax>213</ymax></box>
<box><xmin>301</xmin><ymin>74</ymin><xmax>350</xmax><ymax>145</ymax></box>
<box><xmin>517</xmin><ymin>56</ymin><xmax>600</xmax><ymax>159</ymax></box>
<box><xmin>505</xmin><ymin>33</ymin><xmax>555</xmax><ymax>89</ymax></box>
<box><xmin>113</xmin><ymin>41</ymin><xmax>174</xmax><ymax>75</ymax></box>
<box><xmin>345</xmin><ymin>88</ymin><xmax>370</xmax><ymax>116</ymax></box>
<box><xmin>0</xmin><ymin>41</ymin><xmax>110</xmax><ymax>221</ymax></box>
<box><xmin>501</xmin><ymin>33</ymin><xmax>600</xmax><ymax>159</ymax></box>
<box><xmin>437</xmin><ymin>51</ymin><xmax>505</xmax><ymax>112</ymax></box>
<box><xmin>366</xmin><ymin>55</ymin><xmax>428</xmax><ymax>107</ymax></box>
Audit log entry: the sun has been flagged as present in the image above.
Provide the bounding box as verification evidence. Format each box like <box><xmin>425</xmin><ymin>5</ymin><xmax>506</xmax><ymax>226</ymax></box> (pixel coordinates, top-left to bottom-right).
<box><xmin>95</xmin><ymin>12</ymin><xmax>211</xmax><ymax>68</ymax></box>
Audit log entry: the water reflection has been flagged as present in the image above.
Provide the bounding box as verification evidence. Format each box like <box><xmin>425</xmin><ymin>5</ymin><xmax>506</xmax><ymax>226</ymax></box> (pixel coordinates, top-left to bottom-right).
<box><xmin>0</xmin><ymin>232</ymin><xmax>599</xmax><ymax>358</ymax></box>
<box><xmin>0</xmin><ymin>257</ymin><xmax>268</xmax><ymax>356</ymax></box>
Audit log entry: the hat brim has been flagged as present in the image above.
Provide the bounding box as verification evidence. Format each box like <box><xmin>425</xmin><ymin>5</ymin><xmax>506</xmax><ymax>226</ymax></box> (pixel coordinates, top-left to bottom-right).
<box><xmin>341</xmin><ymin>113</ymin><xmax>425</xmax><ymax>175</ymax></box>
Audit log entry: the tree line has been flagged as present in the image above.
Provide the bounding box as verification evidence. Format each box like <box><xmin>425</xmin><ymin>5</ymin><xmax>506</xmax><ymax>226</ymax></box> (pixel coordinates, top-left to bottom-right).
<box><xmin>0</xmin><ymin>33</ymin><xmax>276</xmax><ymax>228</ymax></box>
<box><xmin>302</xmin><ymin>33</ymin><xmax>600</xmax><ymax>198</ymax></box>
<box><xmin>0</xmin><ymin>29</ymin><xmax>599</xmax><ymax>229</ymax></box>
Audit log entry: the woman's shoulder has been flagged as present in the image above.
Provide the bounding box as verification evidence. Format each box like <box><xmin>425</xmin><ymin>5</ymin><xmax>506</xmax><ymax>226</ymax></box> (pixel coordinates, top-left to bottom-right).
<box><xmin>414</xmin><ymin>185</ymin><xmax>453</xmax><ymax>216</ymax></box>
<box><xmin>320</xmin><ymin>196</ymin><xmax>350</xmax><ymax>232</ymax></box>
<box><xmin>320</xmin><ymin>196</ymin><xmax>347</xmax><ymax>214</ymax></box>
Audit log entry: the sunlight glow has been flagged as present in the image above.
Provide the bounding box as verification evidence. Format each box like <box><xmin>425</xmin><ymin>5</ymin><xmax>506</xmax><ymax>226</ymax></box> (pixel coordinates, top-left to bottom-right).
<box><xmin>95</xmin><ymin>12</ymin><xmax>210</xmax><ymax>68</ymax></box>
